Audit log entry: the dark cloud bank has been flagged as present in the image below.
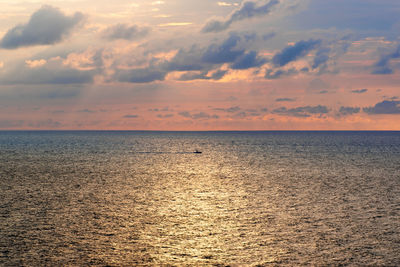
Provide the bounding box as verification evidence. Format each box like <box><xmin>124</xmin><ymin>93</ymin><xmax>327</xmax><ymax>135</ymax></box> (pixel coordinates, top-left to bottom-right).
<box><xmin>364</xmin><ymin>100</ymin><xmax>400</xmax><ymax>114</ymax></box>
<box><xmin>0</xmin><ymin>5</ymin><xmax>84</xmax><ymax>49</ymax></box>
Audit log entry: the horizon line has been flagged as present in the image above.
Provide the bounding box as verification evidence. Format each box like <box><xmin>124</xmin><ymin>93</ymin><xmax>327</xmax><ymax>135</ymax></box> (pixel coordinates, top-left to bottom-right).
<box><xmin>1</xmin><ymin>129</ymin><xmax>400</xmax><ymax>132</ymax></box>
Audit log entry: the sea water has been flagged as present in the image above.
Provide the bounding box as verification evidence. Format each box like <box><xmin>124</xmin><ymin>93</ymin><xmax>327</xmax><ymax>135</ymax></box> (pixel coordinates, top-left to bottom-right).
<box><xmin>0</xmin><ymin>131</ymin><xmax>399</xmax><ymax>265</ymax></box>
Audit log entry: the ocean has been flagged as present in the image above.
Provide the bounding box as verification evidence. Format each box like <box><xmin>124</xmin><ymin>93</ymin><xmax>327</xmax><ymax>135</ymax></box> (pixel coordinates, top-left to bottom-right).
<box><xmin>0</xmin><ymin>131</ymin><xmax>399</xmax><ymax>265</ymax></box>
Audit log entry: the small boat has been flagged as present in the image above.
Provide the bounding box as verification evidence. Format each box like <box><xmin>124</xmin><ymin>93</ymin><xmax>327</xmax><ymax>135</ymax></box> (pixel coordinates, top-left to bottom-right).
<box><xmin>193</xmin><ymin>149</ymin><xmax>202</xmax><ymax>154</ymax></box>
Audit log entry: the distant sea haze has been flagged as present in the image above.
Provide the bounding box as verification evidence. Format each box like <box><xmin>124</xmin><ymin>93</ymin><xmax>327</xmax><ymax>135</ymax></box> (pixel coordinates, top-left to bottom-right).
<box><xmin>0</xmin><ymin>131</ymin><xmax>399</xmax><ymax>265</ymax></box>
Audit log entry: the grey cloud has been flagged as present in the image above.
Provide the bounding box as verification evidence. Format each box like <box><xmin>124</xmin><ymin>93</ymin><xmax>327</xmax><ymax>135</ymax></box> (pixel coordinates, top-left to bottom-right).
<box><xmin>276</xmin><ymin>98</ymin><xmax>296</xmax><ymax>102</ymax></box>
<box><xmin>202</xmin><ymin>0</ymin><xmax>279</xmax><ymax>33</ymax></box>
<box><xmin>178</xmin><ymin>71</ymin><xmax>209</xmax><ymax>81</ymax></box>
<box><xmin>123</xmin><ymin>114</ymin><xmax>139</xmax><ymax>118</ymax></box>
<box><xmin>0</xmin><ymin>62</ymin><xmax>94</xmax><ymax>85</ymax></box>
<box><xmin>149</xmin><ymin>107</ymin><xmax>172</xmax><ymax>112</ymax></box>
<box><xmin>351</xmin><ymin>89</ymin><xmax>368</xmax><ymax>94</ymax></box>
<box><xmin>78</xmin><ymin>49</ymin><xmax>104</xmax><ymax>70</ymax></box>
<box><xmin>163</xmin><ymin>45</ymin><xmax>205</xmax><ymax>72</ymax></box>
<box><xmin>77</xmin><ymin>109</ymin><xmax>95</xmax><ymax>113</ymax></box>
<box><xmin>202</xmin><ymin>34</ymin><xmax>244</xmax><ymax>64</ymax></box>
<box><xmin>178</xmin><ymin>111</ymin><xmax>219</xmax><ymax>119</ymax></box>
<box><xmin>262</xmin><ymin>32</ymin><xmax>276</xmax><ymax>41</ymax></box>
<box><xmin>178</xmin><ymin>69</ymin><xmax>228</xmax><ymax>81</ymax></box>
<box><xmin>115</xmin><ymin>68</ymin><xmax>167</xmax><ymax>83</ymax></box>
<box><xmin>231</xmin><ymin>50</ymin><xmax>267</xmax><ymax>69</ymax></box>
<box><xmin>363</xmin><ymin>100</ymin><xmax>400</xmax><ymax>114</ymax></box>
<box><xmin>384</xmin><ymin>96</ymin><xmax>399</xmax><ymax>101</ymax></box>
<box><xmin>0</xmin><ymin>5</ymin><xmax>84</xmax><ymax>49</ymax></box>
<box><xmin>339</xmin><ymin>106</ymin><xmax>360</xmax><ymax>116</ymax></box>
<box><xmin>214</xmin><ymin>106</ymin><xmax>241</xmax><ymax>113</ymax></box>
<box><xmin>372</xmin><ymin>45</ymin><xmax>400</xmax><ymax>75</ymax></box>
<box><xmin>164</xmin><ymin>33</ymin><xmax>259</xmax><ymax>78</ymax></box>
<box><xmin>312</xmin><ymin>47</ymin><xmax>330</xmax><ymax>69</ymax></box>
<box><xmin>272</xmin><ymin>105</ymin><xmax>329</xmax><ymax>117</ymax></box>
<box><xmin>157</xmin><ymin>114</ymin><xmax>174</xmax><ymax>118</ymax></box>
<box><xmin>272</xmin><ymin>39</ymin><xmax>321</xmax><ymax>67</ymax></box>
<box><xmin>102</xmin><ymin>24</ymin><xmax>150</xmax><ymax>41</ymax></box>
<box><xmin>211</xmin><ymin>69</ymin><xmax>228</xmax><ymax>80</ymax></box>
<box><xmin>265</xmin><ymin>68</ymin><xmax>298</xmax><ymax>79</ymax></box>
<box><xmin>233</xmin><ymin>111</ymin><xmax>260</xmax><ymax>118</ymax></box>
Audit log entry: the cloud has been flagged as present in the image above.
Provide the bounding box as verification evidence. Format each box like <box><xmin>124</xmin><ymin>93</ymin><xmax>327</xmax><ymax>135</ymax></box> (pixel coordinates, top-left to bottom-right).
<box><xmin>157</xmin><ymin>114</ymin><xmax>174</xmax><ymax>118</ymax></box>
<box><xmin>102</xmin><ymin>24</ymin><xmax>150</xmax><ymax>41</ymax></box>
<box><xmin>202</xmin><ymin>0</ymin><xmax>279</xmax><ymax>33</ymax></box>
<box><xmin>0</xmin><ymin>58</ymin><xmax>94</xmax><ymax>85</ymax></box>
<box><xmin>275</xmin><ymin>98</ymin><xmax>296</xmax><ymax>102</ymax></box>
<box><xmin>178</xmin><ymin>111</ymin><xmax>219</xmax><ymax>119</ymax></box>
<box><xmin>158</xmin><ymin>22</ymin><xmax>192</xmax><ymax>27</ymax></box>
<box><xmin>213</xmin><ymin>106</ymin><xmax>241</xmax><ymax>113</ymax></box>
<box><xmin>338</xmin><ymin>106</ymin><xmax>360</xmax><ymax>116</ymax></box>
<box><xmin>202</xmin><ymin>34</ymin><xmax>244</xmax><ymax>64</ymax></box>
<box><xmin>123</xmin><ymin>114</ymin><xmax>139</xmax><ymax>118</ymax></box>
<box><xmin>265</xmin><ymin>68</ymin><xmax>297</xmax><ymax>79</ymax></box>
<box><xmin>25</xmin><ymin>59</ymin><xmax>47</xmax><ymax>68</ymax></box>
<box><xmin>262</xmin><ymin>32</ymin><xmax>276</xmax><ymax>41</ymax></box>
<box><xmin>218</xmin><ymin>2</ymin><xmax>240</xmax><ymax>7</ymax></box>
<box><xmin>363</xmin><ymin>100</ymin><xmax>400</xmax><ymax>115</ymax></box>
<box><xmin>0</xmin><ymin>5</ymin><xmax>84</xmax><ymax>49</ymax></box>
<box><xmin>231</xmin><ymin>50</ymin><xmax>267</xmax><ymax>69</ymax></box>
<box><xmin>312</xmin><ymin>47</ymin><xmax>330</xmax><ymax>70</ymax></box>
<box><xmin>272</xmin><ymin>39</ymin><xmax>321</xmax><ymax>67</ymax></box>
<box><xmin>272</xmin><ymin>105</ymin><xmax>329</xmax><ymax>117</ymax></box>
<box><xmin>178</xmin><ymin>69</ymin><xmax>228</xmax><ymax>81</ymax></box>
<box><xmin>351</xmin><ymin>89</ymin><xmax>368</xmax><ymax>94</ymax></box>
<box><xmin>165</xmin><ymin>33</ymin><xmax>259</xmax><ymax>75</ymax></box>
<box><xmin>115</xmin><ymin>67</ymin><xmax>167</xmax><ymax>83</ymax></box>
<box><xmin>371</xmin><ymin>45</ymin><xmax>400</xmax><ymax>75</ymax></box>
<box><xmin>77</xmin><ymin>109</ymin><xmax>95</xmax><ymax>113</ymax></box>
<box><xmin>164</xmin><ymin>46</ymin><xmax>206</xmax><ymax>72</ymax></box>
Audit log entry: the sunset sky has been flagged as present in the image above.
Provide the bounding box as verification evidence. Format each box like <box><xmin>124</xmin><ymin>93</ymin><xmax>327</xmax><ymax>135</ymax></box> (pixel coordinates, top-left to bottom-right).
<box><xmin>0</xmin><ymin>0</ymin><xmax>399</xmax><ymax>130</ymax></box>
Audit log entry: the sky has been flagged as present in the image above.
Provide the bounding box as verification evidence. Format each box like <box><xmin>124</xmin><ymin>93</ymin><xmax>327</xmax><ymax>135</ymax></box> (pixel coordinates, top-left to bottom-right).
<box><xmin>0</xmin><ymin>0</ymin><xmax>399</xmax><ymax>130</ymax></box>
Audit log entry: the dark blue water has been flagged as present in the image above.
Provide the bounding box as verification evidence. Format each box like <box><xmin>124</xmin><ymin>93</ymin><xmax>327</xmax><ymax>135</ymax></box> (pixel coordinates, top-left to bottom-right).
<box><xmin>1</xmin><ymin>131</ymin><xmax>399</xmax><ymax>265</ymax></box>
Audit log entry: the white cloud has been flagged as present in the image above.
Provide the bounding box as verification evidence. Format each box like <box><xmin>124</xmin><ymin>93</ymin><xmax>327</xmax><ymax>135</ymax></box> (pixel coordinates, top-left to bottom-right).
<box><xmin>25</xmin><ymin>59</ymin><xmax>47</xmax><ymax>68</ymax></box>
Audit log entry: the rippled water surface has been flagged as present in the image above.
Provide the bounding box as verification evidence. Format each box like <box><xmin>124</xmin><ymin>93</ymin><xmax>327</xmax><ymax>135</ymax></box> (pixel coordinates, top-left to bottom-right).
<box><xmin>1</xmin><ymin>131</ymin><xmax>400</xmax><ymax>266</ymax></box>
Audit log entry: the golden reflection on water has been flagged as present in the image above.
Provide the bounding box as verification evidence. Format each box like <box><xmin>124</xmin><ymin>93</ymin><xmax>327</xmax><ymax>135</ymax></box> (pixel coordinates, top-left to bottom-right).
<box><xmin>129</xmin><ymin>152</ymin><xmax>284</xmax><ymax>265</ymax></box>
